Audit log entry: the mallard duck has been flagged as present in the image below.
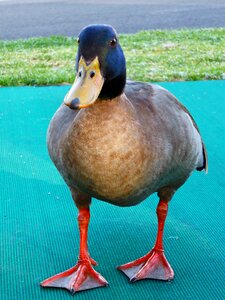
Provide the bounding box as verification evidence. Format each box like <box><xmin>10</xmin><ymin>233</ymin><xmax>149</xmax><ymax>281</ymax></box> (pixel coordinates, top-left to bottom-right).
<box><xmin>41</xmin><ymin>24</ymin><xmax>207</xmax><ymax>294</ymax></box>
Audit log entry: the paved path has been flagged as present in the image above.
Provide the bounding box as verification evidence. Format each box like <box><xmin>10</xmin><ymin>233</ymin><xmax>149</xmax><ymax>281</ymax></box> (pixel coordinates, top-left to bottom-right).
<box><xmin>0</xmin><ymin>0</ymin><xmax>225</xmax><ymax>39</ymax></box>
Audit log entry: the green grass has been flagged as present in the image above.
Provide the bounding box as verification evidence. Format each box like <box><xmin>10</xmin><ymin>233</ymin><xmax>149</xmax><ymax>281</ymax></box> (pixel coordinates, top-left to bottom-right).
<box><xmin>0</xmin><ymin>28</ymin><xmax>225</xmax><ymax>86</ymax></box>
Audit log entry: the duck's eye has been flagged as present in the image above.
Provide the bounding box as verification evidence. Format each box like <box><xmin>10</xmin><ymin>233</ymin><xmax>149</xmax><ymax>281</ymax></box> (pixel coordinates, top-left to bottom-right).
<box><xmin>78</xmin><ymin>70</ymin><xmax>82</xmax><ymax>77</ymax></box>
<box><xmin>77</xmin><ymin>38</ymin><xmax>80</xmax><ymax>44</ymax></box>
<box><xmin>109</xmin><ymin>38</ymin><xmax>117</xmax><ymax>47</ymax></box>
<box><xmin>90</xmin><ymin>71</ymin><xmax>95</xmax><ymax>79</ymax></box>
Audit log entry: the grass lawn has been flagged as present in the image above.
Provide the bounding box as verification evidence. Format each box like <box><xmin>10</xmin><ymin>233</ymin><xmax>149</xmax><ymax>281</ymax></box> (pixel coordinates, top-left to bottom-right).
<box><xmin>0</xmin><ymin>28</ymin><xmax>225</xmax><ymax>86</ymax></box>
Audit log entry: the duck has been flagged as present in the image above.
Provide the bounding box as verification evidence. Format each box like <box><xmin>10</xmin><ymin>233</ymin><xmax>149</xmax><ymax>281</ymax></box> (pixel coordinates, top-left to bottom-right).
<box><xmin>41</xmin><ymin>24</ymin><xmax>207</xmax><ymax>294</ymax></box>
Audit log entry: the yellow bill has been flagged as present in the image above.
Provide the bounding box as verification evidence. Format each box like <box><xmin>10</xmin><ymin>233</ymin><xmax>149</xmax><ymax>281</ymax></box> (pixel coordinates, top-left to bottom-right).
<box><xmin>64</xmin><ymin>56</ymin><xmax>104</xmax><ymax>109</ymax></box>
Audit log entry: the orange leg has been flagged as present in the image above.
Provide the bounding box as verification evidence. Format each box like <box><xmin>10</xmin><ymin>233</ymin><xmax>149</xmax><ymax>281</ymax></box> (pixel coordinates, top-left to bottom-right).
<box><xmin>118</xmin><ymin>200</ymin><xmax>174</xmax><ymax>281</ymax></box>
<box><xmin>41</xmin><ymin>208</ymin><xmax>108</xmax><ymax>294</ymax></box>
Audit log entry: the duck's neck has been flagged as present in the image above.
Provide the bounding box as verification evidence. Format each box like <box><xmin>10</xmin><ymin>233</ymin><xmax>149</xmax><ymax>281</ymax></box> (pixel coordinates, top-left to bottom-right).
<box><xmin>98</xmin><ymin>73</ymin><xmax>126</xmax><ymax>100</ymax></box>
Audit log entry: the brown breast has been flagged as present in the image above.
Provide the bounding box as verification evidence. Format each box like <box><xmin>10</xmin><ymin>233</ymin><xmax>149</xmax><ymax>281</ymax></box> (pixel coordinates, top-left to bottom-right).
<box><xmin>60</xmin><ymin>95</ymin><xmax>156</xmax><ymax>206</ymax></box>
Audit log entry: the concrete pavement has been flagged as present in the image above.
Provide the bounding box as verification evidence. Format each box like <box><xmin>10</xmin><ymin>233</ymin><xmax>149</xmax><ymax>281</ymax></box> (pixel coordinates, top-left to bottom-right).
<box><xmin>0</xmin><ymin>0</ymin><xmax>225</xmax><ymax>39</ymax></box>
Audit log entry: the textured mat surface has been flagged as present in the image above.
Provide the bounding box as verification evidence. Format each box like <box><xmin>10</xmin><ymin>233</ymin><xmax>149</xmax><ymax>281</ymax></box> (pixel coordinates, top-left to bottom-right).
<box><xmin>0</xmin><ymin>81</ymin><xmax>224</xmax><ymax>300</ymax></box>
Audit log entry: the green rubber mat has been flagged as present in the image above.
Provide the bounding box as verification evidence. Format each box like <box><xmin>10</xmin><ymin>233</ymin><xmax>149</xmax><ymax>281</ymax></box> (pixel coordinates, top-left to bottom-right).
<box><xmin>0</xmin><ymin>81</ymin><xmax>224</xmax><ymax>300</ymax></box>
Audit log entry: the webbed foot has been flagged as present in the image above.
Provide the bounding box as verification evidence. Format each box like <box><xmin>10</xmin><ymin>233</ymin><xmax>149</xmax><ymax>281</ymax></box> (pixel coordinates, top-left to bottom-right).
<box><xmin>118</xmin><ymin>248</ymin><xmax>174</xmax><ymax>282</ymax></box>
<box><xmin>41</xmin><ymin>259</ymin><xmax>108</xmax><ymax>294</ymax></box>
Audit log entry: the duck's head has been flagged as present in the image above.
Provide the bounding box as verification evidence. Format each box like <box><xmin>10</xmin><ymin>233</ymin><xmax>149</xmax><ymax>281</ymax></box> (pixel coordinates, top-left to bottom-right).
<box><xmin>64</xmin><ymin>24</ymin><xmax>126</xmax><ymax>109</ymax></box>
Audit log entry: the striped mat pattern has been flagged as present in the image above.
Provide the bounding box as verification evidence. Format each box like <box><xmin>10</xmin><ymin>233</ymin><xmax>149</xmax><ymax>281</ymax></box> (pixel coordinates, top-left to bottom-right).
<box><xmin>0</xmin><ymin>81</ymin><xmax>224</xmax><ymax>300</ymax></box>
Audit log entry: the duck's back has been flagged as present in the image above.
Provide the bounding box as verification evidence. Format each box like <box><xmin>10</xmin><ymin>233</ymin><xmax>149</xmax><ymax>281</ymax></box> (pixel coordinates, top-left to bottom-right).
<box><xmin>47</xmin><ymin>81</ymin><xmax>206</xmax><ymax>206</ymax></box>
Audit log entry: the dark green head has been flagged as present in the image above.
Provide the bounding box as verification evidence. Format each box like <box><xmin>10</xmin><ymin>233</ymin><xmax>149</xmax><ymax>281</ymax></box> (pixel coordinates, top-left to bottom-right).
<box><xmin>64</xmin><ymin>24</ymin><xmax>126</xmax><ymax>109</ymax></box>
<box><xmin>76</xmin><ymin>24</ymin><xmax>126</xmax><ymax>100</ymax></box>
